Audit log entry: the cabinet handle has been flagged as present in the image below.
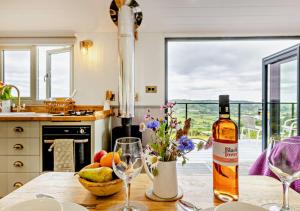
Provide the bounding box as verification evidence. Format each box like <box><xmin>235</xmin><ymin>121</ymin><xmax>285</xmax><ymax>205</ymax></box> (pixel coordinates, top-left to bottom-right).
<box><xmin>14</xmin><ymin>127</ymin><xmax>24</xmax><ymax>133</ymax></box>
<box><xmin>13</xmin><ymin>161</ymin><xmax>24</xmax><ymax>167</ymax></box>
<box><xmin>13</xmin><ymin>182</ymin><xmax>23</xmax><ymax>188</ymax></box>
<box><xmin>13</xmin><ymin>144</ymin><xmax>24</xmax><ymax>150</ymax></box>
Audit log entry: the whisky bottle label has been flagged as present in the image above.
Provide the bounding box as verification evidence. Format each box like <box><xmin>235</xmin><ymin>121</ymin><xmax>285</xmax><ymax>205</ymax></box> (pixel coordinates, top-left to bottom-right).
<box><xmin>213</xmin><ymin>141</ymin><xmax>238</xmax><ymax>166</ymax></box>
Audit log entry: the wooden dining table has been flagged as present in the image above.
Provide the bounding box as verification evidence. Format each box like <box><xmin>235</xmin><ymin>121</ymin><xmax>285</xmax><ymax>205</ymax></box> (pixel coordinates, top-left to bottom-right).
<box><xmin>0</xmin><ymin>172</ymin><xmax>300</xmax><ymax>210</ymax></box>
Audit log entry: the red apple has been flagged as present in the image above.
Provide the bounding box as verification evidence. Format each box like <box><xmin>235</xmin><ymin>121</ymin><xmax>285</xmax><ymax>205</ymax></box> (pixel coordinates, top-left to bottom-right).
<box><xmin>93</xmin><ymin>150</ymin><xmax>107</xmax><ymax>163</ymax></box>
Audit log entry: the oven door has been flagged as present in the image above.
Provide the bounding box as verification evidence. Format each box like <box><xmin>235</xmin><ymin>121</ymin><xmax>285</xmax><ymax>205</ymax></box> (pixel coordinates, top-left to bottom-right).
<box><xmin>42</xmin><ymin>126</ymin><xmax>91</xmax><ymax>172</ymax></box>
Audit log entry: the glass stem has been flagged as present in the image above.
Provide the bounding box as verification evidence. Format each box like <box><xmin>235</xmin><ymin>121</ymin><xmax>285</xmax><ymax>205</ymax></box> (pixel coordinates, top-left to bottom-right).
<box><xmin>282</xmin><ymin>181</ymin><xmax>290</xmax><ymax>210</ymax></box>
<box><xmin>125</xmin><ymin>181</ymin><xmax>131</xmax><ymax>208</ymax></box>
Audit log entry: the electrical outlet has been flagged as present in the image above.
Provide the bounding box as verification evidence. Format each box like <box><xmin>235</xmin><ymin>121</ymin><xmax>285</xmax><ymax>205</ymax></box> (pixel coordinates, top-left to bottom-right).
<box><xmin>145</xmin><ymin>86</ymin><xmax>157</xmax><ymax>93</ymax></box>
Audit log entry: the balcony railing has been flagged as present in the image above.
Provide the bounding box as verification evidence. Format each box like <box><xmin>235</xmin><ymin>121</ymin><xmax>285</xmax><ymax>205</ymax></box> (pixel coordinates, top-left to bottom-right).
<box><xmin>174</xmin><ymin>102</ymin><xmax>297</xmax><ymax>140</ymax></box>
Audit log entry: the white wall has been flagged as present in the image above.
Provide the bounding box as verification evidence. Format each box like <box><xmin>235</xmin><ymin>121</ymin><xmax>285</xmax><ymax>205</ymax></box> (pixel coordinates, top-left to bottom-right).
<box><xmin>74</xmin><ymin>32</ymin><xmax>165</xmax><ymax>106</ymax></box>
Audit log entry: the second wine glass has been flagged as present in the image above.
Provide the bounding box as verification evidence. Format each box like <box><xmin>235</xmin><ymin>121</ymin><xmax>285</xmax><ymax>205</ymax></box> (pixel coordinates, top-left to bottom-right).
<box><xmin>109</xmin><ymin>137</ymin><xmax>147</xmax><ymax>211</ymax></box>
<box><xmin>263</xmin><ymin>137</ymin><xmax>300</xmax><ymax>211</ymax></box>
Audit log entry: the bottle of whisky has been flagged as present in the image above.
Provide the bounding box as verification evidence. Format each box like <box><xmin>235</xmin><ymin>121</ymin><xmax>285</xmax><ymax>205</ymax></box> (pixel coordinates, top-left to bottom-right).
<box><xmin>212</xmin><ymin>95</ymin><xmax>238</xmax><ymax>202</ymax></box>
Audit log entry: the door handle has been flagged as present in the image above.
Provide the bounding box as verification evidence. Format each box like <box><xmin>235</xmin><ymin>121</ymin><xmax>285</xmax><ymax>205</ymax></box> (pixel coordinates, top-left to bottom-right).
<box><xmin>13</xmin><ymin>182</ymin><xmax>23</xmax><ymax>188</ymax></box>
<box><xmin>13</xmin><ymin>161</ymin><xmax>24</xmax><ymax>167</ymax></box>
<box><xmin>14</xmin><ymin>127</ymin><xmax>24</xmax><ymax>133</ymax></box>
<box><xmin>13</xmin><ymin>144</ymin><xmax>24</xmax><ymax>150</ymax></box>
<box><xmin>44</xmin><ymin>73</ymin><xmax>49</xmax><ymax>82</ymax></box>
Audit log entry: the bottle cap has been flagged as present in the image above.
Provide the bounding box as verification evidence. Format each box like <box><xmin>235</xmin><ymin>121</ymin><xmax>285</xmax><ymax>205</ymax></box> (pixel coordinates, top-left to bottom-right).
<box><xmin>219</xmin><ymin>95</ymin><xmax>230</xmax><ymax>114</ymax></box>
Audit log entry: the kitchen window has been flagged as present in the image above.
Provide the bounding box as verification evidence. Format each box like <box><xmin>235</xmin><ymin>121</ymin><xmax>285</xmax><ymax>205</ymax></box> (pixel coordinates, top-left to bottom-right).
<box><xmin>1</xmin><ymin>47</ymin><xmax>32</xmax><ymax>98</ymax></box>
<box><xmin>0</xmin><ymin>45</ymin><xmax>73</xmax><ymax>101</ymax></box>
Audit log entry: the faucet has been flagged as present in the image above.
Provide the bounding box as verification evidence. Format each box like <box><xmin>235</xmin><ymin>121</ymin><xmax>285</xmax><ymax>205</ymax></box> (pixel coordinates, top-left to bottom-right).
<box><xmin>1</xmin><ymin>85</ymin><xmax>22</xmax><ymax>112</ymax></box>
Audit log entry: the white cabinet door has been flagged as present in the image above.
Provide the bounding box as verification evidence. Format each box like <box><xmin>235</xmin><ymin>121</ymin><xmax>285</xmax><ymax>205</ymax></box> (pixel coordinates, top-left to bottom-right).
<box><xmin>0</xmin><ymin>138</ymin><xmax>39</xmax><ymax>156</ymax></box>
<box><xmin>7</xmin><ymin>173</ymin><xmax>39</xmax><ymax>193</ymax></box>
<box><xmin>7</xmin><ymin>122</ymin><xmax>39</xmax><ymax>138</ymax></box>
<box><xmin>0</xmin><ymin>173</ymin><xmax>8</xmax><ymax>197</ymax></box>
<box><xmin>0</xmin><ymin>122</ymin><xmax>8</xmax><ymax>137</ymax></box>
<box><xmin>0</xmin><ymin>156</ymin><xmax>40</xmax><ymax>173</ymax></box>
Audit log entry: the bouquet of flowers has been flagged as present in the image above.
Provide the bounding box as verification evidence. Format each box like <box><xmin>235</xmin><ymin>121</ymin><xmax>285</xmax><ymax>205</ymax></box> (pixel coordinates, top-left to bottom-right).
<box><xmin>140</xmin><ymin>102</ymin><xmax>211</xmax><ymax>176</ymax></box>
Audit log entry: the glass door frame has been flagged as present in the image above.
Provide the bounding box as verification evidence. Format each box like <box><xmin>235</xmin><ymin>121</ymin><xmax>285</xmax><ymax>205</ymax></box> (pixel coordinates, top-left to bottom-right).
<box><xmin>262</xmin><ymin>44</ymin><xmax>300</xmax><ymax>149</ymax></box>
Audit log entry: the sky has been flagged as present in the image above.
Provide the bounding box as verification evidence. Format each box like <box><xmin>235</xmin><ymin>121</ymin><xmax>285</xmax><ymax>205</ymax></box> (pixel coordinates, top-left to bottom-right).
<box><xmin>3</xmin><ymin>46</ymin><xmax>70</xmax><ymax>99</ymax></box>
<box><xmin>168</xmin><ymin>40</ymin><xmax>300</xmax><ymax>102</ymax></box>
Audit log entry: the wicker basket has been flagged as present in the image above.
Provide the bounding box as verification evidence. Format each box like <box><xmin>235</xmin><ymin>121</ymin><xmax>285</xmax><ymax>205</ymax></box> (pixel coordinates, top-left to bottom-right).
<box><xmin>78</xmin><ymin>177</ymin><xmax>123</xmax><ymax>196</ymax></box>
<box><xmin>44</xmin><ymin>99</ymin><xmax>75</xmax><ymax>114</ymax></box>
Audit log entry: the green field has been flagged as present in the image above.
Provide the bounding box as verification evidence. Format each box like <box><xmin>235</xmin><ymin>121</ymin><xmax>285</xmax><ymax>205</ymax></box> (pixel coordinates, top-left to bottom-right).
<box><xmin>172</xmin><ymin>100</ymin><xmax>296</xmax><ymax>140</ymax></box>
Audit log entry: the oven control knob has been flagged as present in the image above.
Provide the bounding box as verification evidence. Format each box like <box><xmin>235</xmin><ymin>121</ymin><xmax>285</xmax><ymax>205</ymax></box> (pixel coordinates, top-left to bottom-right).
<box><xmin>80</xmin><ymin>128</ymin><xmax>86</xmax><ymax>134</ymax></box>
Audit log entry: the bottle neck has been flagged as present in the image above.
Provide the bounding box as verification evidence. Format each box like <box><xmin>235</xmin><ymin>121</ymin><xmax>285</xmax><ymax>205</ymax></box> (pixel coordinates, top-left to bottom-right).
<box><xmin>219</xmin><ymin>113</ymin><xmax>230</xmax><ymax>119</ymax></box>
<box><xmin>219</xmin><ymin>105</ymin><xmax>230</xmax><ymax>119</ymax></box>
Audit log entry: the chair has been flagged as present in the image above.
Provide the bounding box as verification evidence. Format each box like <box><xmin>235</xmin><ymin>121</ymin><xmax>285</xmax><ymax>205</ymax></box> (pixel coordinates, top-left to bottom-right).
<box><xmin>241</xmin><ymin>115</ymin><xmax>262</xmax><ymax>141</ymax></box>
<box><xmin>281</xmin><ymin>118</ymin><xmax>297</xmax><ymax>137</ymax></box>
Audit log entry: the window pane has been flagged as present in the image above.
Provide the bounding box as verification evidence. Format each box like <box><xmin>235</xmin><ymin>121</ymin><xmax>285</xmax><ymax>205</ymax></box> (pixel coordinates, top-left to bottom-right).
<box><xmin>50</xmin><ymin>51</ymin><xmax>71</xmax><ymax>98</ymax></box>
<box><xmin>3</xmin><ymin>50</ymin><xmax>31</xmax><ymax>97</ymax></box>
<box><xmin>38</xmin><ymin>46</ymin><xmax>69</xmax><ymax>100</ymax></box>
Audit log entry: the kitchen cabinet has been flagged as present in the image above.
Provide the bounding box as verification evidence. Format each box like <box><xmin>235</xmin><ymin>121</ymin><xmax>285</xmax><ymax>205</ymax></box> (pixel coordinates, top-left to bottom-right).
<box><xmin>0</xmin><ymin>117</ymin><xmax>111</xmax><ymax>197</ymax></box>
<box><xmin>0</xmin><ymin>122</ymin><xmax>40</xmax><ymax>197</ymax></box>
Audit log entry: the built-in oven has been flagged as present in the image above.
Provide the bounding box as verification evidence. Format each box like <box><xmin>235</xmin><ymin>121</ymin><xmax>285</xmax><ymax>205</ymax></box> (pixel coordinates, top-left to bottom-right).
<box><xmin>42</xmin><ymin>125</ymin><xmax>91</xmax><ymax>172</ymax></box>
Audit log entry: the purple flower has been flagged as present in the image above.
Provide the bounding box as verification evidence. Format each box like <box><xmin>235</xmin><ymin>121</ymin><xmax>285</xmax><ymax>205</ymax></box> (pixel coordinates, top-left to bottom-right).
<box><xmin>167</xmin><ymin>102</ymin><xmax>175</xmax><ymax>108</ymax></box>
<box><xmin>205</xmin><ymin>136</ymin><xmax>213</xmax><ymax>150</ymax></box>
<box><xmin>146</xmin><ymin>120</ymin><xmax>160</xmax><ymax>130</ymax></box>
<box><xmin>177</xmin><ymin>136</ymin><xmax>195</xmax><ymax>153</ymax></box>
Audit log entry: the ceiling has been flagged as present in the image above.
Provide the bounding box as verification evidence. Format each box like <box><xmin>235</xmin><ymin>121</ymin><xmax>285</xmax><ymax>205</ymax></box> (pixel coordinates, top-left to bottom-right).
<box><xmin>0</xmin><ymin>0</ymin><xmax>300</xmax><ymax>35</ymax></box>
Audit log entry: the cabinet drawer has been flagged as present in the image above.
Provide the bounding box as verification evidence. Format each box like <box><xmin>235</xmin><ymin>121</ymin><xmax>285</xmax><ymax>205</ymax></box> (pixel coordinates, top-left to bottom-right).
<box><xmin>0</xmin><ymin>122</ymin><xmax>8</xmax><ymax>137</ymax></box>
<box><xmin>0</xmin><ymin>138</ymin><xmax>39</xmax><ymax>155</ymax></box>
<box><xmin>0</xmin><ymin>156</ymin><xmax>40</xmax><ymax>173</ymax></box>
<box><xmin>0</xmin><ymin>173</ymin><xmax>8</xmax><ymax>197</ymax></box>
<box><xmin>7</xmin><ymin>122</ymin><xmax>39</xmax><ymax>138</ymax></box>
<box><xmin>7</xmin><ymin>173</ymin><xmax>39</xmax><ymax>193</ymax></box>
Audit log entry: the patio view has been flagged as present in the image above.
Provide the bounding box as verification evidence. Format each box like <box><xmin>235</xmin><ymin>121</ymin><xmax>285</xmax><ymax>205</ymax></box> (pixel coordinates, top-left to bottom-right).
<box><xmin>167</xmin><ymin>39</ymin><xmax>299</xmax><ymax>174</ymax></box>
<box><xmin>174</xmin><ymin>101</ymin><xmax>297</xmax><ymax>174</ymax></box>
<box><xmin>2</xmin><ymin>1</ymin><xmax>300</xmax><ymax>210</ymax></box>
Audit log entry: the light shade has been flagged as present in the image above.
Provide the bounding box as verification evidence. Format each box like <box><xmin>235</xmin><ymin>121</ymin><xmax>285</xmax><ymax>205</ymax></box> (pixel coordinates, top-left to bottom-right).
<box><xmin>80</xmin><ymin>40</ymin><xmax>93</xmax><ymax>55</ymax></box>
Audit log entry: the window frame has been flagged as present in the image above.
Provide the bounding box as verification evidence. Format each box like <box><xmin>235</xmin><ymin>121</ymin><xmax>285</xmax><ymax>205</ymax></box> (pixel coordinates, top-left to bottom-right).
<box><xmin>0</xmin><ymin>45</ymin><xmax>74</xmax><ymax>103</ymax></box>
<box><xmin>0</xmin><ymin>46</ymin><xmax>36</xmax><ymax>102</ymax></box>
<box><xmin>165</xmin><ymin>36</ymin><xmax>300</xmax><ymax>152</ymax></box>
<box><xmin>45</xmin><ymin>47</ymin><xmax>73</xmax><ymax>99</ymax></box>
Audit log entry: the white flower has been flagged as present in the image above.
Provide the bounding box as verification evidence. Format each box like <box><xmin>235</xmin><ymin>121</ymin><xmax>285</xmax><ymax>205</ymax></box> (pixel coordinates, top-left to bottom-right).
<box><xmin>139</xmin><ymin>122</ymin><xmax>146</xmax><ymax>132</ymax></box>
<box><xmin>144</xmin><ymin>153</ymin><xmax>161</xmax><ymax>171</ymax></box>
<box><xmin>149</xmin><ymin>156</ymin><xmax>160</xmax><ymax>170</ymax></box>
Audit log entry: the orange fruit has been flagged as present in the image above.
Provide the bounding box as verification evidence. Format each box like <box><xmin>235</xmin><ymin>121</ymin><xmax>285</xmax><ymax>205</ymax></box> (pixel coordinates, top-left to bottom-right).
<box><xmin>100</xmin><ymin>152</ymin><xmax>121</xmax><ymax>167</ymax></box>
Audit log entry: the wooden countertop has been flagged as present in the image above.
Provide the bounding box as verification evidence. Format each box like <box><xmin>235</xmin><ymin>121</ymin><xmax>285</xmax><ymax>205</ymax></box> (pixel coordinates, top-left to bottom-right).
<box><xmin>0</xmin><ymin>172</ymin><xmax>299</xmax><ymax>210</ymax></box>
<box><xmin>0</xmin><ymin>110</ymin><xmax>112</xmax><ymax>122</ymax></box>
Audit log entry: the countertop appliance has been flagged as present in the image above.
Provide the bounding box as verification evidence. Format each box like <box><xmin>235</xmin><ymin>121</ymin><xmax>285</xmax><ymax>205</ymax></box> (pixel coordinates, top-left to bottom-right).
<box><xmin>52</xmin><ymin>110</ymin><xmax>95</xmax><ymax>117</ymax></box>
<box><xmin>42</xmin><ymin>125</ymin><xmax>91</xmax><ymax>172</ymax></box>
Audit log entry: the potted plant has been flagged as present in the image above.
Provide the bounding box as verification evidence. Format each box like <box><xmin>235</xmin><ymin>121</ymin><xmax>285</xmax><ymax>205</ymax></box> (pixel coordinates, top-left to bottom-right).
<box><xmin>140</xmin><ymin>102</ymin><xmax>211</xmax><ymax>199</ymax></box>
<box><xmin>0</xmin><ymin>82</ymin><xmax>12</xmax><ymax>112</ymax></box>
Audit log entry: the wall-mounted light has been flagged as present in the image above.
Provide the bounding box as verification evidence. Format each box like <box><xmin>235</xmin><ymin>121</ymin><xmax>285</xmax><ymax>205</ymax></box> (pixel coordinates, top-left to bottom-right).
<box><xmin>80</xmin><ymin>40</ymin><xmax>93</xmax><ymax>55</ymax></box>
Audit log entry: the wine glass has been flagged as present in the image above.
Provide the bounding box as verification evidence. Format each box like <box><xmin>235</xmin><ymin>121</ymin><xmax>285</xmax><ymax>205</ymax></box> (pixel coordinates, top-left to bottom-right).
<box><xmin>108</xmin><ymin>137</ymin><xmax>147</xmax><ymax>211</ymax></box>
<box><xmin>263</xmin><ymin>136</ymin><xmax>300</xmax><ymax>211</ymax></box>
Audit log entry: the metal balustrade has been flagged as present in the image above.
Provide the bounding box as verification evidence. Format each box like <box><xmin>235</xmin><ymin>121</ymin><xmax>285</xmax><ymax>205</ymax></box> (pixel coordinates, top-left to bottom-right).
<box><xmin>174</xmin><ymin>102</ymin><xmax>297</xmax><ymax>140</ymax></box>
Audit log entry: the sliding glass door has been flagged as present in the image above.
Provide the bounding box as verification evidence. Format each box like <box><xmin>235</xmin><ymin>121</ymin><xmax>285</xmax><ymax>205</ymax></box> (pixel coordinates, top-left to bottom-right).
<box><xmin>262</xmin><ymin>45</ymin><xmax>300</xmax><ymax>149</ymax></box>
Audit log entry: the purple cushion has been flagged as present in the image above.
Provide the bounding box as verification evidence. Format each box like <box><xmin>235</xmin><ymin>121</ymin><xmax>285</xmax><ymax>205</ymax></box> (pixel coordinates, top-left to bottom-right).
<box><xmin>249</xmin><ymin>136</ymin><xmax>300</xmax><ymax>193</ymax></box>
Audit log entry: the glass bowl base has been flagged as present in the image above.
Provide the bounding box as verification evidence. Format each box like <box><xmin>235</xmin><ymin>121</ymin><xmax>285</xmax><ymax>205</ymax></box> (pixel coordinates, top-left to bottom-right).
<box><xmin>107</xmin><ymin>202</ymin><xmax>148</xmax><ymax>211</ymax></box>
<box><xmin>262</xmin><ymin>203</ymin><xmax>296</xmax><ymax>211</ymax></box>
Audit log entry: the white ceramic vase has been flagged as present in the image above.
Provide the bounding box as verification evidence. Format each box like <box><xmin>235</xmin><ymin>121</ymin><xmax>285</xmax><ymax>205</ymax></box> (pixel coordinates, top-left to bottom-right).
<box><xmin>1</xmin><ymin>100</ymin><xmax>11</xmax><ymax>113</ymax></box>
<box><xmin>144</xmin><ymin>160</ymin><xmax>178</xmax><ymax>199</ymax></box>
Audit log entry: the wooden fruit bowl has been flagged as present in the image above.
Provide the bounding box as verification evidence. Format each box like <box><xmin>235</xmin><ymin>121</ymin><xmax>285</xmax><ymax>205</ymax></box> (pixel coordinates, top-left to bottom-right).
<box><xmin>78</xmin><ymin>177</ymin><xmax>123</xmax><ymax>196</ymax></box>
